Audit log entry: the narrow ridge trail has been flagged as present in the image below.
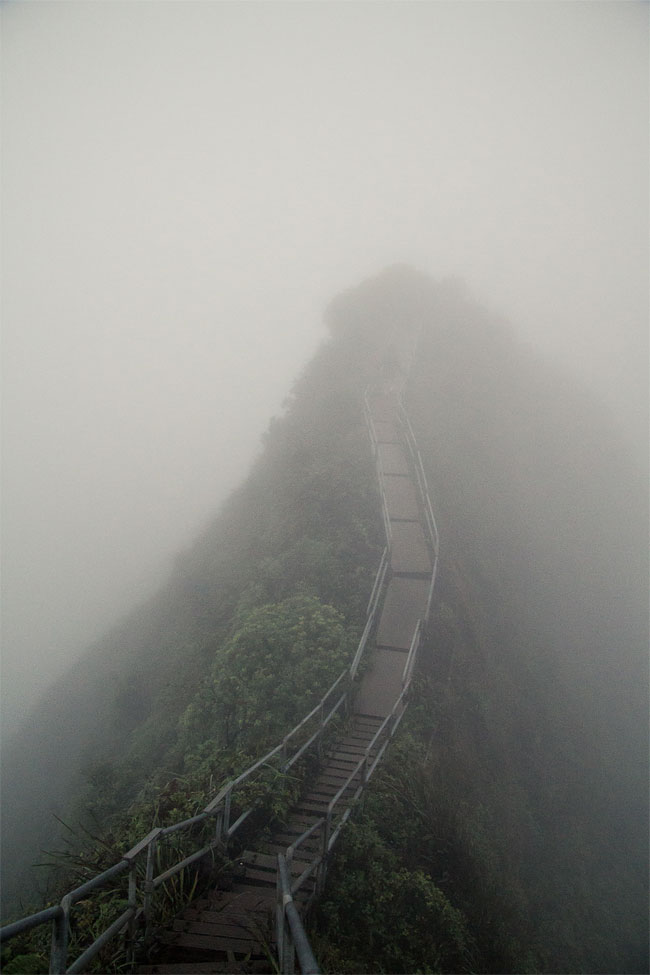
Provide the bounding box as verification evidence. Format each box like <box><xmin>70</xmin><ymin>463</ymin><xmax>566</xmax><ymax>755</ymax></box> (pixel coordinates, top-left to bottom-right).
<box><xmin>139</xmin><ymin>388</ymin><xmax>433</xmax><ymax>974</ymax></box>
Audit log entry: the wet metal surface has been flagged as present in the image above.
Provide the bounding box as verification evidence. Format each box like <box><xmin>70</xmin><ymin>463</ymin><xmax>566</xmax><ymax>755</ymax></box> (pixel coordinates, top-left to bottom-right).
<box><xmin>389</xmin><ymin>521</ymin><xmax>432</xmax><ymax>575</ymax></box>
<box><xmin>375</xmin><ymin>577</ymin><xmax>430</xmax><ymax>650</ymax></box>
<box><xmin>354</xmin><ymin>649</ymin><xmax>408</xmax><ymax>717</ymax></box>
<box><xmin>383</xmin><ymin>475</ymin><xmax>420</xmax><ymax>521</ymax></box>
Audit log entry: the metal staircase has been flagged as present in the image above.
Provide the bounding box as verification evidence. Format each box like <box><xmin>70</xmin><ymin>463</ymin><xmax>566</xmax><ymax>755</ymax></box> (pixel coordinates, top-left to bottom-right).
<box><xmin>0</xmin><ymin>381</ymin><xmax>439</xmax><ymax>974</ymax></box>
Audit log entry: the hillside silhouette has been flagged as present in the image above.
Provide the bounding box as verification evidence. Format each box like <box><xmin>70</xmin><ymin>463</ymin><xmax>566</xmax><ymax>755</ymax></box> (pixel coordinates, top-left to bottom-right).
<box><xmin>2</xmin><ymin>267</ymin><xmax>647</xmax><ymax>973</ymax></box>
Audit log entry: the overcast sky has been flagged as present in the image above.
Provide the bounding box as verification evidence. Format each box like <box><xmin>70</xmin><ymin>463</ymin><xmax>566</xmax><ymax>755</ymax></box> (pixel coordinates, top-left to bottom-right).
<box><xmin>2</xmin><ymin>0</ymin><xmax>647</xmax><ymax>737</ymax></box>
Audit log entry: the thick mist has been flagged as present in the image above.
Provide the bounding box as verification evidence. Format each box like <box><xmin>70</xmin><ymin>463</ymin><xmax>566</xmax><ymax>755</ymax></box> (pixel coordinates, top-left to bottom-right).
<box><xmin>2</xmin><ymin>1</ymin><xmax>647</xmax><ymax>739</ymax></box>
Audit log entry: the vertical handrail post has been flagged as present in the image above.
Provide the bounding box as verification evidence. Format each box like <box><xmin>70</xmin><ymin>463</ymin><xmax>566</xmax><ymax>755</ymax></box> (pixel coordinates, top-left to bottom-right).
<box><xmin>50</xmin><ymin>897</ymin><xmax>70</xmax><ymax>975</ymax></box>
<box><xmin>125</xmin><ymin>859</ymin><xmax>138</xmax><ymax>965</ymax></box>
<box><xmin>276</xmin><ymin>859</ymin><xmax>285</xmax><ymax>972</ymax></box>
<box><xmin>143</xmin><ymin>836</ymin><xmax>157</xmax><ymax>943</ymax></box>
<box><xmin>223</xmin><ymin>786</ymin><xmax>232</xmax><ymax>838</ymax></box>
<box><xmin>318</xmin><ymin>811</ymin><xmax>331</xmax><ymax>895</ymax></box>
<box><xmin>344</xmin><ymin>672</ymin><xmax>352</xmax><ymax>717</ymax></box>
<box><xmin>317</xmin><ymin>700</ymin><xmax>324</xmax><ymax>764</ymax></box>
<box><xmin>286</xmin><ymin>931</ymin><xmax>296</xmax><ymax>975</ymax></box>
<box><xmin>277</xmin><ymin>855</ymin><xmax>296</xmax><ymax>975</ymax></box>
<box><xmin>215</xmin><ymin>805</ymin><xmax>224</xmax><ymax>847</ymax></box>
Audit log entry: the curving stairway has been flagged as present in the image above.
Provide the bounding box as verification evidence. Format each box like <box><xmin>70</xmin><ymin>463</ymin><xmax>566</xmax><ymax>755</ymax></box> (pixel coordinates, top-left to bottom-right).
<box><xmin>0</xmin><ymin>379</ymin><xmax>438</xmax><ymax>975</ymax></box>
<box><xmin>138</xmin><ymin>387</ymin><xmax>435</xmax><ymax>973</ymax></box>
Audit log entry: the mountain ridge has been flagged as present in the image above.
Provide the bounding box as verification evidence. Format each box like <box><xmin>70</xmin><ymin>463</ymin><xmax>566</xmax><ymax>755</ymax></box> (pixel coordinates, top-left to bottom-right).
<box><xmin>2</xmin><ymin>266</ymin><xmax>647</xmax><ymax>973</ymax></box>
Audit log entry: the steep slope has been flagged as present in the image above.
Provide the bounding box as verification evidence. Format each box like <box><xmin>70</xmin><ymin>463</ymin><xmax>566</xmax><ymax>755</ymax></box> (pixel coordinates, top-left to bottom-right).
<box><xmin>311</xmin><ymin>276</ymin><xmax>648</xmax><ymax>974</ymax></box>
<box><xmin>2</xmin><ymin>267</ymin><xmax>647</xmax><ymax>975</ymax></box>
<box><xmin>0</xmin><ymin>296</ymin><xmax>393</xmax><ymax>919</ymax></box>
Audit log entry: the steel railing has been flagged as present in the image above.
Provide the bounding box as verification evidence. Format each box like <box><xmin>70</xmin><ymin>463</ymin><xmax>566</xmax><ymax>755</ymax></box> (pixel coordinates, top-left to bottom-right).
<box><xmin>1</xmin><ymin>384</ymin><xmax>439</xmax><ymax>975</ymax></box>
<box><xmin>0</xmin><ymin>393</ymin><xmax>395</xmax><ymax>974</ymax></box>
<box><xmin>275</xmin><ymin>390</ymin><xmax>441</xmax><ymax>967</ymax></box>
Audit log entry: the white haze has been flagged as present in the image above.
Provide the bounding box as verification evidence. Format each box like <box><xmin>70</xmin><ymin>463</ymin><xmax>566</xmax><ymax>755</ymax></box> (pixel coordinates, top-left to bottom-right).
<box><xmin>1</xmin><ymin>1</ymin><xmax>647</xmax><ymax>738</ymax></box>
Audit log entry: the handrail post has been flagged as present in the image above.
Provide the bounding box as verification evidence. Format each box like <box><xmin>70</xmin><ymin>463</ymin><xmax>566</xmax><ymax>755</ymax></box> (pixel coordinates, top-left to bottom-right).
<box><xmin>215</xmin><ymin>805</ymin><xmax>224</xmax><ymax>847</ymax></box>
<box><xmin>344</xmin><ymin>671</ymin><xmax>352</xmax><ymax>718</ymax></box>
<box><xmin>223</xmin><ymin>786</ymin><xmax>232</xmax><ymax>838</ymax></box>
<box><xmin>50</xmin><ymin>897</ymin><xmax>70</xmax><ymax>975</ymax></box>
<box><xmin>318</xmin><ymin>812</ymin><xmax>331</xmax><ymax>895</ymax></box>
<box><xmin>277</xmin><ymin>855</ymin><xmax>296</xmax><ymax>975</ymax></box>
<box><xmin>276</xmin><ymin>859</ymin><xmax>286</xmax><ymax>972</ymax></box>
<box><xmin>143</xmin><ymin>835</ymin><xmax>157</xmax><ymax>943</ymax></box>
<box><xmin>125</xmin><ymin>859</ymin><xmax>138</xmax><ymax>965</ymax></box>
<box><xmin>286</xmin><ymin>932</ymin><xmax>296</xmax><ymax>975</ymax></box>
<box><xmin>317</xmin><ymin>701</ymin><xmax>324</xmax><ymax>764</ymax></box>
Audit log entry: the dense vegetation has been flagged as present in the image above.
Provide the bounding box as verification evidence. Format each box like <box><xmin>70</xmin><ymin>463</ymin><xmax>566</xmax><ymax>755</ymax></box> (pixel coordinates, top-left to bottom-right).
<box><xmin>311</xmin><ymin>275</ymin><xmax>649</xmax><ymax>973</ymax></box>
<box><xmin>0</xmin><ymin>293</ymin><xmax>387</xmax><ymax>970</ymax></box>
<box><xmin>2</xmin><ymin>266</ymin><xmax>647</xmax><ymax>973</ymax></box>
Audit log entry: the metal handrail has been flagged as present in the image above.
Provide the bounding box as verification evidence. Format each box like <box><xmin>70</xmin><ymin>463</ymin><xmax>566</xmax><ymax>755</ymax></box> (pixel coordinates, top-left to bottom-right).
<box><xmin>0</xmin><ymin>385</ymin><xmax>436</xmax><ymax>974</ymax></box>
<box><xmin>276</xmin><ymin>855</ymin><xmax>320</xmax><ymax>974</ymax></box>
<box><xmin>0</xmin><ymin>393</ymin><xmax>393</xmax><ymax>974</ymax></box>
<box><xmin>280</xmin><ymin>389</ymin><xmax>441</xmax><ymax>960</ymax></box>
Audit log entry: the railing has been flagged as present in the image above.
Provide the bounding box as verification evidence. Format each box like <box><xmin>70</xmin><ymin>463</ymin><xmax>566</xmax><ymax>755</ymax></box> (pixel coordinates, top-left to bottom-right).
<box><xmin>1</xmin><ymin>385</ymin><xmax>438</xmax><ymax>975</ymax></box>
<box><xmin>0</xmin><ymin>393</ymin><xmax>395</xmax><ymax>975</ymax></box>
<box><xmin>397</xmin><ymin>398</ymin><xmax>439</xmax><ymax>629</ymax></box>
<box><xmin>363</xmin><ymin>390</ymin><xmax>393</xmax><ymax>545</ymax></box>
<box><xmin>275</xmin><ymin>392</ymin><xmax>440</xmax><ymax>966</ymax></box>
<box><xmin>276</xmin><ymin>855</ymin><xmax>320</xmax><ymax>975</ymax></box>
<box><xmin>274</xmin><ymin>632</ymin><xmax>424</xmax><ymax>932</ymax></box>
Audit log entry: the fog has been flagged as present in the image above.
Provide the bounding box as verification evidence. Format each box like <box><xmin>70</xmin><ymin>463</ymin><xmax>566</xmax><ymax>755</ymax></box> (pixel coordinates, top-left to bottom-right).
<box><xmin>2</xmin><ymin>1</ymin><xmax>647</xmax><ymax>739</ymax></box>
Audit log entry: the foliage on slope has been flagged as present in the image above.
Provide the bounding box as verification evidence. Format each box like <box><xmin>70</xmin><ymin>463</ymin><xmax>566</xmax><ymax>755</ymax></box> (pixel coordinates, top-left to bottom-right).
<box><xmin>3</xmin><ymin>266</ymin><xmax>647</xmax><ymax>975</ymax></box>
<box><xmin>0</xmin><ymin>296</ymin><xmax>387</xmax><ymax>931</ymax></box>
<box><xmin>310</xmin><ymin>274</ymin><xmax>648</xmax><ymax>974</ymax></box>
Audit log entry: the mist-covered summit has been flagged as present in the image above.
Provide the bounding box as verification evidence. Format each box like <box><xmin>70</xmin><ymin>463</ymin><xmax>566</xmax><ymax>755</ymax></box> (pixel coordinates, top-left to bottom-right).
<box><xmin>2</xmin><ymin>267</ymin><xmax>648</xmax><ymax>973</ymax></box>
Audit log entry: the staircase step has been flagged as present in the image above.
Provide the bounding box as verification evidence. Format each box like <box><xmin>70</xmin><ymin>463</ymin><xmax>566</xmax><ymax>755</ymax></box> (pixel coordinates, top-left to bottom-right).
<box><xmin>236</xmin><ymin>866</ymin><xmax>277</xmax><ymax>887</ymax></box>
<box><xmin>322</xmin><ymin>755</ymin><xmax>360</xmax><ymax>769</ymax></box>
<box><xmin>285</xmin><ymin>814</ymin><xmax>324</xmax><ymax>830</ymax></box>
<box><xmin>172</xmin><ymin>918</ymin><xmax>266</xmax><ymax>942</ymax></box>
<box><xmin>329</xmin><ymin>746</ymin><xmax>369</xmax><ymax>761</ymax></box>
<box><xmin>316</xmin><ymin>768</ymin><xmax>360</xmax><ymax>784</ymax></box>
<box><xmin>181</xmin><ymin>909</ymin><xmax>270</xmax><ymax>930</ymax></box>
<box><xmin>303</xmin><ymin>787</ymin><xmax>351</xmax><ymax>803</ymax></box>
<box><xmin>316</xmin><ymin>769</ymin><xmax>356</xmax><ymax>783</ymax></box>
<box><xmin>335</xmin><ymin>730</ymin><xmax>375</xmax><ymax>744</ymax></box>
<box><xmin>353</xmin><ymin>717</ymin><xmax>383</xmax><ymax>729</ymax></box>
<box><xmin>294</xmin><ymin>800</ymin><xmax>331</xmax><ymax>814</ymax></box>
<box><xmin>241</xmin><ymin>850</ymin><xmax>313</xmax><ymax>872</ymax></box>
<box><xmin>337</xmin><ymin>735</ymin><xmax>377</xmax><ymax>748</ymax></box>
<box><xmin>139</xmin><ymin>962</ymin><xmax>271</xmax><ymax>973</ymax></box>
<box><xmin>267</xmin><ymin>832</ymin><xmax>322</xmax><ymax>850</ymax></box>
<box><xmin>264</xmin><ymin>845</ymin><xmax>320</xmax><ymax>863</ymax></box>
<box><xmin>160</xmin><ymin>930</ymin><xmax>263</xmax><ymax>956</ymax></box>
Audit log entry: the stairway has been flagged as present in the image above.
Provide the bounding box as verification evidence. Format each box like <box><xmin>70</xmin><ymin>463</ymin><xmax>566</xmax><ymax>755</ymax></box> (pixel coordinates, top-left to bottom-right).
<box><xmin>137</xmin><ymin>717</ymin><xmax>384</xmax><ymax>973</ymax></box>
<box><xmin>138</xmin><ymin>390</ymin><xmax>433</xmax><ymax>973</ymax></box>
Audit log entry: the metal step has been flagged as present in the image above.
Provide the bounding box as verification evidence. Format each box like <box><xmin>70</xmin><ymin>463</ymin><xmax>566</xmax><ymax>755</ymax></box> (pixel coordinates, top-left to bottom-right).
<box><xmin>159</xmin><ymin>929</ymin><xmax>264</xmax><ymax>957</ymax></box>
<box><xmin>138</xmin><ymin>963</ymin><xmax>271</xmax><ymax>973</ymax></box>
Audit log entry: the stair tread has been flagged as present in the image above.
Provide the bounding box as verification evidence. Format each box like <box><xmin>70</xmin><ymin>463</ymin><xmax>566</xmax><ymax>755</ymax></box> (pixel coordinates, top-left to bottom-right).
<box><xmin>173</xmin><ymin>918</ymin><xmax>267</xmax><ymax>941</ymax></box>
<box><xmin>241</xmin><ymin>850</ymin><xmax>313</xmax><ymax>871</ymax></box>
<box><xmin>139</xmin><ymin>964</ymin><xmax>270</xmax><ymax>973</ymax></box>
<box><xmin>160</xmin><ymin>930</ymin><xmax>264</xmax><ymax>955</ymax></box>
<box><xmin>181</xmin><ymin>909</ymin><xmax>271</xmax><ymax>930</ymax></box>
